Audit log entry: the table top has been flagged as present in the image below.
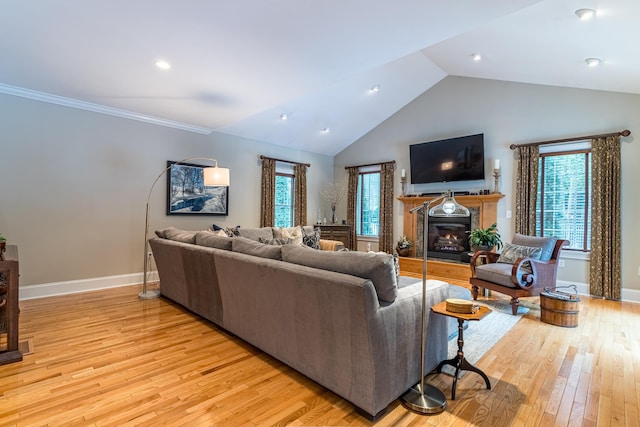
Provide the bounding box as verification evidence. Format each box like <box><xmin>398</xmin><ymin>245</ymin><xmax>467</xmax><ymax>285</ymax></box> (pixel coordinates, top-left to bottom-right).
<box><xmin>0</xmin><ymin>245</ymin><xmax>18</xmax><ymax>262</ymax></box>
<box><xmin>431</xmin><ymin>300</ymin><xmax>492</xmax><ymax>321</ymax></box>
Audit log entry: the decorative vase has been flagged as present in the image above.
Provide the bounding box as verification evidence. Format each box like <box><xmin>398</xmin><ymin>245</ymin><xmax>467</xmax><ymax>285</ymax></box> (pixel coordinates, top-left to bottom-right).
<box><xmin>470</xmin><ymin>244</ymin><xmax>493</xmax><ymax>253</ymax></box>
<box><xmin>396</xmin><ymin>246</ymin><xmax>411</xmax><ymax>257</ymax></box>
<box><xmin>331</xmin><ymin>206</ymin><xmax>337</xmax><ymax>224</ymax></box>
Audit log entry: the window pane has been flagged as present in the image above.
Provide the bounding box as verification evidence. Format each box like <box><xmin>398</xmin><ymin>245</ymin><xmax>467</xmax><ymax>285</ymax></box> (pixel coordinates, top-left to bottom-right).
<box><xmin>537</xmin><ymin>153</ymin><xmax>590</xmax><ymax>251</ymax></box>
<box><xmin>357</xmin><ymin>172</ymin><xmax>380</xmax><ymax>237</ymax></box>
<box><xmin>274</xmin><ymin>175</ymin><xmax>294</xmax><ymax>227</ymax></box>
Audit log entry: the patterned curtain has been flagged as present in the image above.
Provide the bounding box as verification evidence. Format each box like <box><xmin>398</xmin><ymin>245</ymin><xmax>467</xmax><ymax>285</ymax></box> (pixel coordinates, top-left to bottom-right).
<box><xmin>259</xmin><ymin>158</ymin><xmax>276</xmax><ymax>227</ymax></box>
<box><xmin>293</xmin><ymin>164</ymin><xmax>307</xmax><ymax>226</ymax></box>
<box><xmin>590</xmin><ymin>135</ymin><xmax>621</xmax><ymax>299</ymax></box>
<box><xmin>378</xmin><ymin>162</ymin><xmax>394</xmax><ymax>253</ymax></box>
<box><xmin>514</xmin><ymin>145</ymin><xmax>540</xmax><ymax>235</ymax></box>
<box><xmin>346</xmin><ymin>166</ymin><xmax>359</xmax><ymax>250</ymax></box>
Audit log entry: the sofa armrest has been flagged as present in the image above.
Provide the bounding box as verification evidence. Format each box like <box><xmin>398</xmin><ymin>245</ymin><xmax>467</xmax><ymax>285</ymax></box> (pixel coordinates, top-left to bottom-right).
<box><xmin>319</xmin><ymin>239</ymin><xmax>345</xmax><ymax>251</ymax></box>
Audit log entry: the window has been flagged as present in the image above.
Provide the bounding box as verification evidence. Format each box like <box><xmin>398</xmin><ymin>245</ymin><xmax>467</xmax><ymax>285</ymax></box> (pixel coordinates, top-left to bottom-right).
<box><xmin>536</xmin><ymin>147</ymin><xmax>591</xmax><ymax>251</ymax></box>
<box><xmin>356</xmin><ymin>171</ymin><xmax>380</xmax><ymax>237</ymax></box>
<box><xmin>274</xmin><ymin>173</ymin><xmax>294</xmax><ymax>227</ymax></box>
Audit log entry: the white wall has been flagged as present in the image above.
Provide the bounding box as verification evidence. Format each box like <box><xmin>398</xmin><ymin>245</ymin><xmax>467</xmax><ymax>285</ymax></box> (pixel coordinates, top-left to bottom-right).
<box><xmin>0</xmin><ymin>93</ymin><xmax>334</xmax><ymax>288</ymax></box>
<box><xmin>335</xmin><ymin>76</ymin><xmax>640</xmax><ymax>295</ymax></box>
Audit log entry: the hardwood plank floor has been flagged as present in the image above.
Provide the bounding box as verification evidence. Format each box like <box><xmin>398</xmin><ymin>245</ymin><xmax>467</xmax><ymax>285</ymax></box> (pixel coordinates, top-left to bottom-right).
<box><xmin>0</xmin><ymin>283</ymin><xmax>638</xmax><ymax>426</ymax></box>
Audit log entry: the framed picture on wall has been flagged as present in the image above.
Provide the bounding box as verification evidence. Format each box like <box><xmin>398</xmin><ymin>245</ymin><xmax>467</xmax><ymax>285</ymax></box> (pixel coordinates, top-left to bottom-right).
<box><xmin>166</xmin><ymin>161</ymin><xmax>229</xmax><ymax>215</ymax></box>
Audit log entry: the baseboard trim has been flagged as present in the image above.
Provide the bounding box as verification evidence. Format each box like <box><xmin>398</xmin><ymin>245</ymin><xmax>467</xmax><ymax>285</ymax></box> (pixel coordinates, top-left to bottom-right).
<box><xmin>19</xmin><ymin>275</ymin><xmax>640</xmax><ymax>303</ymax></box>
<box><xmin>19</xmin><ymin>273</ymin><xmax>148</xmax><ymax>300</ymax></box>
<box><xmin>557</xmin><ymin>280</ymin><xmax>640</xmax><ymax>304</ymax></box>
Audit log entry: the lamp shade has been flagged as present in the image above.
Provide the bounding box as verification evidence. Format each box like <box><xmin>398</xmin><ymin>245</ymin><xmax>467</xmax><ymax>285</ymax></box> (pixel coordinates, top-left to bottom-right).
<box><xmin>429</xmin><ymin>191</ymin><xmax>469</xmax><ymax>217</ymax></box>
<box><xmin>203</xmin><ymin>166</ymin><xmax>230</xmax><ymax>186</ymax></box>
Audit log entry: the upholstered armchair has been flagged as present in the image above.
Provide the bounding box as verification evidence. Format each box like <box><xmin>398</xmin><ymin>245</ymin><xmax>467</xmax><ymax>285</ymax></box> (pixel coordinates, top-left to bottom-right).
<box><xmin>470</xmin><ymin>234</ymin><xmax>569</xmax><ymax>315</ymax></box>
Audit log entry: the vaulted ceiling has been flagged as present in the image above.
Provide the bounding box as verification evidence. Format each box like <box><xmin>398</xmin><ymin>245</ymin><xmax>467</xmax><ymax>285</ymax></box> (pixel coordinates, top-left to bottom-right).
<box><xmin>1</xmin><ymin>0</ymin><xmax>638</xmax><ymax>155</ymax></box>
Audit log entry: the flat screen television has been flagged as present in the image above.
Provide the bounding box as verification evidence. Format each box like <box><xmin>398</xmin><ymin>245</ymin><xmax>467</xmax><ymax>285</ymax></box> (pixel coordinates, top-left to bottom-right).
<box><xmin>409</xmin><ymin>133</ymin><xmax>485</xmax><ymax>184</ymax></box>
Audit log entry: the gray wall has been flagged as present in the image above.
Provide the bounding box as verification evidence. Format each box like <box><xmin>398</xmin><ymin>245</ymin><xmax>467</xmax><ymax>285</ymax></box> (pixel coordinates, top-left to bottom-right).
<box><xmin>335</xmin><ymin>76</ymin><xmax>640</xmax><ymax>294</ymax></box>
<box><xmin>0</xmin><ymin>93</ymin><xmax>333</xmax><ymax>286</ymax></box>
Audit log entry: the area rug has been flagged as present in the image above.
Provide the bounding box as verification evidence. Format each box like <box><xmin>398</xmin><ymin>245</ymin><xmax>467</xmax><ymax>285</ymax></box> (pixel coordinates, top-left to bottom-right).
<box><xmin>19</xmin><ymin>339</ymin><xmax>33</xmax><ymax>356</ymax></box>
<box><xmin>440</xmin><ymin>299</ymin><xmax>527</xmax><ymax>377</ymax></box>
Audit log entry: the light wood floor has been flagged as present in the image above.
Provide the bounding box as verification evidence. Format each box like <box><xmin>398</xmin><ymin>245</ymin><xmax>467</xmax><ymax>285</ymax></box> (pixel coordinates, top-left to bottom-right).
<box><xmin>1</xmin><ymin>283</ymin><xmax>639</xmax><ymax>426</ymax></box>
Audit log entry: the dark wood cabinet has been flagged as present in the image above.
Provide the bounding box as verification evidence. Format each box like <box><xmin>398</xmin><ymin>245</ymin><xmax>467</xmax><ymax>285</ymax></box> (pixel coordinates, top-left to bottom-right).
<box><xmin>316</xmin><ymin>224</ymin><xmax>353</xmax><ymax>250</ymax></box>
<box><xmin>0</xmin><ymin>245</ymin><xmax>21</xmax><ymax>365</ymax></box>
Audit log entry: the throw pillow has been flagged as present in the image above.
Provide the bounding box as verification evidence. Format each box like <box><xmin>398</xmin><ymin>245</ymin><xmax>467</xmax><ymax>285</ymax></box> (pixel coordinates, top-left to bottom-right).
<box><xmin>498</xmin><ymin>243</ymin><xmax>543</xmax><ymax>264</ymax></box>
<box><xmin>498</xmin><ymin>243</ymin><xmax>543</xmax><ymax>273</ymax></box>
<box><xmin>302</xmin><ymin>228</ymin><xmax>321</xmax><ymax>250</ymax></box>
<box><xmin>222</xmin><ymin>226</ymin><xmax>241</xmax><ymax>237</ymax></box>
<box><xmin>511</xmin><ymin>234</ymin><xmax>557</xmax><ymax>261</ymax></box>
<box><xmin>273</xmin><ymin>226</ymin><xmax>303</xmax><ymax>246</ymax></box>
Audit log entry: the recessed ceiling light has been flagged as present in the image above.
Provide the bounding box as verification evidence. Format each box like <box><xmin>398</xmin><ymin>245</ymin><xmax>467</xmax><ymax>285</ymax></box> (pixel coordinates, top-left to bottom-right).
<box><xmin>280</xmin><ymin>113</ymin><xmax>288</xmax><ymax>121</ymax></box>
<box><xmin>321</xmin><ymin>127</ymin><xmax>331</xmax><ymax>134</ymax></box>
<box><xmin>585</xmin><ymin>57</ymin><xmax>601</xmax><ymax>67</ymax></box>
<box><xmin>472</xmin><ymin>53</ymin><xmax>482</xmax><ymax>61</ymax></box>
<box><xmin>370</xmin><ymin>84</ymin><xmax>380</xmax><ymax>93</ymax></box>
<box><xmin>575</xmin><ymin>8</ymin><xmax>596</xmax><ymax>20</ymax></box>
<box><xmin>155</xmin><ymin>60</ymin><xmax>171</xmax><ymax>70</ymax></box>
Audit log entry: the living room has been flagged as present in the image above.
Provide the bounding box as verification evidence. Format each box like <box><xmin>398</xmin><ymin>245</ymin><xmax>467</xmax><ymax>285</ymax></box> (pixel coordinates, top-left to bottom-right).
<box><xmin>2</xmin><ymin>1</ymin><xmax>640</xmax><ymax>425</ymax></box>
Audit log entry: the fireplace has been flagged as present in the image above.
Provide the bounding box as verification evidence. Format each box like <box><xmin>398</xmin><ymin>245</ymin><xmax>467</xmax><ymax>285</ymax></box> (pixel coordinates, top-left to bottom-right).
<box><xmin>415</xmin><ymin>207</ymin><xmax>479</xmax><ymax>262</ymax></box>
<box><xmin>427</xmin><ymin>217</ymin><xmax>471</xmax><ymax>260</ymax></box>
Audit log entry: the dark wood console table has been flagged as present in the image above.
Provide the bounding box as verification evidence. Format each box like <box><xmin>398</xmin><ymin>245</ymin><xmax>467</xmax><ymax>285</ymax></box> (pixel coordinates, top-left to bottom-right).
<box><xmin>0</xmin><ymin>245</ymin><xmax>22</xmax><ymax>365</ymax></box>
<box><xmin>316</xmin><ymin>224</ymin><xmax>353</xmax><ymax>250</ymax></box>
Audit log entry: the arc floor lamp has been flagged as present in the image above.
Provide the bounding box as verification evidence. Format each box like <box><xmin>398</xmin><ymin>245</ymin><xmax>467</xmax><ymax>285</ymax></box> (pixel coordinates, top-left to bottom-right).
<box><xmin>140</xmin><ymin>157</ymin><xmax>230</xmax><ymax>300</ymax></box>
<box><xmin>402</xmin><ymin>190</ymin><xmax>469</xmax><ymax>414</ymax></box>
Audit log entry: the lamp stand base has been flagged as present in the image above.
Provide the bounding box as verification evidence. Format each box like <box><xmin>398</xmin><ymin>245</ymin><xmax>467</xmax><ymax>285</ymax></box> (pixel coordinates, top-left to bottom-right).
<box><xmin>401</xmin><ymin>382</ymin><xmax>446</xmax><ymax>414</ymax></box>
<box><xmin>138</xmin><ymin>289</ymin><xmax>160</xmax><ymax>300</ymax></box>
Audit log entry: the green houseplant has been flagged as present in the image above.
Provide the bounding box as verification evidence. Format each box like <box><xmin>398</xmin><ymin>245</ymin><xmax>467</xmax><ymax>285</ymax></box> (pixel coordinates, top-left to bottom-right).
<box><xmin>396</xmin><ymin>235</ymin><xmax>412</xmax><ymax>257</ymax></box>
<box><xmin>467</xmin><ymin>223</ymin><xmax>502</xmax><ymax>252</ymax></box>
<box><xmin>0</xmin><ymin>233</ymin><xmax>6</xmax><ymax>252</ymax></box>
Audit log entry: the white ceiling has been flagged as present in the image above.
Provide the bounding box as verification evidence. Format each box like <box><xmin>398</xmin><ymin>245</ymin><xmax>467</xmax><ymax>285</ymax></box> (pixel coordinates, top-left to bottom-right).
<box><xmin>1</xmin><ymin>0</ymin><xmax>637</xmax><ymax>156</ymax></box>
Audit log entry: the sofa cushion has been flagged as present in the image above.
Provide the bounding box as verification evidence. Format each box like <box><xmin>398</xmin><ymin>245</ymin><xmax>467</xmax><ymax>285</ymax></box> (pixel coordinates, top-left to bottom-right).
<box><xmin>475</xmin><ymin>263</ymin><xmax>518</xmax><ymax>288</ymax></box>
<box><xmin>232</xmin><ymin>236</ymin><xmax>282</xmax><ymax>260</ymax></box>
<box><xmin>258</xmin><ymin>237</ymin><xmax>293</xmax><ymax>245</ymax></box>
<box><xmin>161</xmin><ymin>227</ymin><xmax>197</xmax><ymax>244</ymax></box>
<box><xmin>273</xmin><ymin>226</ymin><xmax>303</xmax><ymax>245</ymax></box>
<box><xmin>236</xmin><ymin>227</ymin><xmax>273</xmax><ymax>242</ymax></box>
<box><xmin>195</xmin><ymin>231</ymin><xmax>233</xmax><ymax>250</ymax></box>
<box><xmin>281</xmin><ymin>245</ymin><xmax>398</xmax><ymax>302</ymax></box>
<box><xmin>512</xmin><ymin>234</ymin><xmax>557</xmax><ymax>261</ymax></box>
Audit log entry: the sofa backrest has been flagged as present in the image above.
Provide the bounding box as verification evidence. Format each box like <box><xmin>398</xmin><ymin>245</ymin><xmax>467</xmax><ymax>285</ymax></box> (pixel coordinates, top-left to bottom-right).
<box><xmin>281</xmin><ymin>245</ymin><xmax>398</xmax><ymax>303</ymax></box>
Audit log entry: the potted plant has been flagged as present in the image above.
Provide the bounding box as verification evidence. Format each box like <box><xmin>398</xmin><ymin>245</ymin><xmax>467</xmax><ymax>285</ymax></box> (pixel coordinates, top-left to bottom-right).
<box><xmin>0</xmin><ymin>233</ymin><xmax>6</xmax><ymax>253</ymax></box>
<box><xmin>396</xmin><ymin>235</ymin><xmax>412</xmax><ymax>257</ymax></box>
<box><xmin>467</xmin><ymin>223</ymin><xmax>502</xmax><ymax>252</ymax></box>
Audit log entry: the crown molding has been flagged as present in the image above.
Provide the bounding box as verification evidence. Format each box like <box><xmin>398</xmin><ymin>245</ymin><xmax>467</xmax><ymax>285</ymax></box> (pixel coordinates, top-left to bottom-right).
<box><xmin>0</xmin><ymin>83</ymin><xmax>213</xmax><ymax>135</ymax></box>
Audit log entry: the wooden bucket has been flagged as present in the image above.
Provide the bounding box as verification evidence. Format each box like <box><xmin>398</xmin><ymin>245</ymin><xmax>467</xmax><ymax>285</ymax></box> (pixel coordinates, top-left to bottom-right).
<box><xmin>540</xmin><ymin>290</ymin><xmax>580</xmax><ymax>328</ymax></box>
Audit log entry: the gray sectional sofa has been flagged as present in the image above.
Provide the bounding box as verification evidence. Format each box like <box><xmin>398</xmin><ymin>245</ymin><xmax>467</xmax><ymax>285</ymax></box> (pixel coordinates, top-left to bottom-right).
<box><xmin>149</xmin><ymin>226</ymin><xmax>449</xmax><ymax>419</ymax></box>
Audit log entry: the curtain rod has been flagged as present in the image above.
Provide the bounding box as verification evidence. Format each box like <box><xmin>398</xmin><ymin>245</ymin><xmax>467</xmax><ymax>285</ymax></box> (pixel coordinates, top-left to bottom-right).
<box><xmin>345</xmin><ymin>160</ymin><xmax>396</xmax><ymax>169</ymax></box>
<box><xmin>259</xmin><ymin>155</ymin><xmax>310</xmax><ymax>167</ymax></box>
<box><xmin>509</xmin><ymin>129</ymin><xmax>631</xmax><ymax>150</ymax></box>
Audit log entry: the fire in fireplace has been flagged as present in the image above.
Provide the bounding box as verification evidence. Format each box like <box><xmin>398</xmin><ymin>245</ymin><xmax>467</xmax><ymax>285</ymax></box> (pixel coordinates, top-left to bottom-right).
<box><xmin>416</xmin><ymin>215</ymin><xmax>473</xmax><ymax>262</ymax></box>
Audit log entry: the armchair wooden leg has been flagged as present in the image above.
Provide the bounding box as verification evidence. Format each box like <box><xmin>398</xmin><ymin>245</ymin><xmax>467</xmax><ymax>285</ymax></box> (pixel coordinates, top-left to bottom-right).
<box><xmin>510</xmin><ymin>298</ymin><xmax>520</xmax><ymax>315</ymax></box>
<box><xmin>471</xmin><ymin>285</ymin><xmax>479</xmax><ymax>300</ymax></box>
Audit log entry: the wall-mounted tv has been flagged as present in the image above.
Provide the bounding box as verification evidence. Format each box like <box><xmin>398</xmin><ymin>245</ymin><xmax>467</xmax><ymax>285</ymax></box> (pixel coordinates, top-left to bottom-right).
<box><xmin>409</xmin><ymin>133</ymin><xmax>485</xmax><ymax>184</ymax></box>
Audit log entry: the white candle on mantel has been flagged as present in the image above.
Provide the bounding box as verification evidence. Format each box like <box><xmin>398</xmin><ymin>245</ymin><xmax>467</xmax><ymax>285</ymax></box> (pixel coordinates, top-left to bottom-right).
<box><xmin>401</xmin><ymin>169</ymin><xmax>406</xmax><ymax>178</ymax></box>
<box><xmin>494</xmin><ymin>159</ymin><xmax>500</xmax><ymax>170</ymax></box>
